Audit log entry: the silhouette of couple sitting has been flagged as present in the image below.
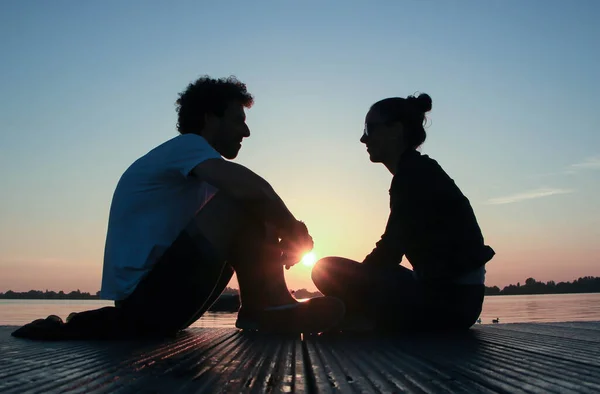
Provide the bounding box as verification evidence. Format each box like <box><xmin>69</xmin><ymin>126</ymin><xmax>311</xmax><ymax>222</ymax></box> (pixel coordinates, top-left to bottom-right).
<box><xmin>12</xmin><ymin>76</ymin><xmax>494</xmax><ymax>340</ymax></box>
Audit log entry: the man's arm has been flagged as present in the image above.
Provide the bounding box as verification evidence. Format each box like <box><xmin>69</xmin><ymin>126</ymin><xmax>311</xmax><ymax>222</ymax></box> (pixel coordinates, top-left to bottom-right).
<box><xmin>191</xmin><ymin>158</ymin><xmax>305</xmax><ymax>240</ymax></box>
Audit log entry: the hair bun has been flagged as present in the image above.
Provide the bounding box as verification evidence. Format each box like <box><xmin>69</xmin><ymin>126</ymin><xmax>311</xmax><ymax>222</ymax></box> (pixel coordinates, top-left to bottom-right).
<box><xmin>408</xmin><ymin>93</ymin><xmax>432</xmax><ymax>113</ymax></box>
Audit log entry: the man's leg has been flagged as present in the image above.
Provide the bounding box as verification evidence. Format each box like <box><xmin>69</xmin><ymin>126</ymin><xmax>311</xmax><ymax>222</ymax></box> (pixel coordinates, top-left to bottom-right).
<box><xmin>190</xmin><ymin>193</ymin><xmax>345</xmax><ymax>333</ymax></box>
<box><xmin>12</xmin><ymin>192</ymin><xmax>343</xmax><ymax>339</ymax></box>
<box><xmin>104</xmin><ymin>192</ymin><xmax>292</xmax><ymax>336</ymax></box>
<box><xmin>27</xmin><ymin>229</ymin><xmax>234</xmax><ymax>340</ymax></box>
<box><xmin>12</xmin><ymin>192</ymin><xmax>239</xmax><ymax>340</ymax></box>
<box><xmin>229</xmin><ymin>223</ymin><xmax>296</xmax><ymax>308</ymax></box>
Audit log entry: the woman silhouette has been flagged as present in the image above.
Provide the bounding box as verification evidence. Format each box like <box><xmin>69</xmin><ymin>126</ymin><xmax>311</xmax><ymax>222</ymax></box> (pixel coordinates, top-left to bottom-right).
<box><xmin>312</xmin><ymin>93</ymin><xmax>495</xmax><ymax>332</ymax></box>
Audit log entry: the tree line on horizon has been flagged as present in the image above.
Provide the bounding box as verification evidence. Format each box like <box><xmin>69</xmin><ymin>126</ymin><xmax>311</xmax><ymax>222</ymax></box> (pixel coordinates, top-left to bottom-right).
<box><xmin>1</xmin><ymin>277</ymin><xmax>600</xmax><ymax>299</ymax></box>
<box><xmin>484</xmin><ymin>276</ymin><xmax>600</xmax><ymax>296</ymax></box>
<box><xmin>0</xmin><ymin>287</ymin><xmax>240</xmax><ymax>300</ymax></box>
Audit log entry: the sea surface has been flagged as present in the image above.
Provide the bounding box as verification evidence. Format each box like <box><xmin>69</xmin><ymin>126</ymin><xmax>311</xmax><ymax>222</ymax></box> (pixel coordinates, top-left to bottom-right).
<box><xmin>1</xmin><ymin>293</ymin><xmax>599</xmax><ymax>327</ymax></box>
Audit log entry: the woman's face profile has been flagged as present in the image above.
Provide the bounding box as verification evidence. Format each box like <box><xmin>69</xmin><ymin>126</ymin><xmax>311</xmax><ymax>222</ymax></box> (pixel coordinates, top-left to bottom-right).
<box><xmin>361</xmin><ymin>109</ymin><xmax>404</xmax><ymax>164</ymax></box>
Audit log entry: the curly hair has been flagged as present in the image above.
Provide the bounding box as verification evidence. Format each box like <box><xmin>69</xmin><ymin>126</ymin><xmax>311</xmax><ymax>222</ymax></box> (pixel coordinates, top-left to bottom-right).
<box><xmin>175</xmin><ymin>76</ymin><xmax>254</xmax><ymax>134</ymax></box>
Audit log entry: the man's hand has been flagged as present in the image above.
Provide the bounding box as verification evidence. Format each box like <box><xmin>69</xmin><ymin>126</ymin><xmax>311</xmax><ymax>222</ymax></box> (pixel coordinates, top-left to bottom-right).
<box><xmin>279</xmin><ymin>220</ymin><xmax>313</xmax><ymax>269</ymax></box>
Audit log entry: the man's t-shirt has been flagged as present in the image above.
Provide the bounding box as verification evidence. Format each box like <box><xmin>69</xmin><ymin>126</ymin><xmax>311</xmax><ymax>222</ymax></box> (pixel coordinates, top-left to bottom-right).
<box><xmin>100</xmin><ymin>134</ymin><xmax>222</xmax><ymax>300</ymax></box>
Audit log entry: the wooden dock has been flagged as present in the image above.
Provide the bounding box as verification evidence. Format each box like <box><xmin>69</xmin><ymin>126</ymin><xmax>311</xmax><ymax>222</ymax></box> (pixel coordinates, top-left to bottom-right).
<box><xmin>1</xmin><ymin>322</ymin><xmax>599</xmax><ymax>393</ymax></box>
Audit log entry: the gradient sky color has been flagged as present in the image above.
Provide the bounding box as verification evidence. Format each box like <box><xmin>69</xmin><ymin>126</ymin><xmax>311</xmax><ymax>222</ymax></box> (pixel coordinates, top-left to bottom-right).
<box><xmin>1</xmin><ymin>1</ymin><xmax>599</xmax><ymax>294</ymax></box>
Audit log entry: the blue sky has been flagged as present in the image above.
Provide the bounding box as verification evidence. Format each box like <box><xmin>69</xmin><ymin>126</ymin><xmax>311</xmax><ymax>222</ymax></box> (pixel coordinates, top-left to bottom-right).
<box><xmin>1</xmin><ymin>0</ymin><xmax>599</xmax><ymax>292</ymax></box>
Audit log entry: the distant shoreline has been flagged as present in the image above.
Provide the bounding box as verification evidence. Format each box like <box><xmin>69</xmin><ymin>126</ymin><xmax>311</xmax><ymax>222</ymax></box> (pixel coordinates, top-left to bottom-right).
<box><xmin>484</xmin><ymin>290</ymin><xmax>600</xmax><ymax>296</ymax></box>
<box><xmin>2</xmin><ymin>291</ymin><xmax>600</xmax><ymax>300</ymax></box>
<box><xmin>2</xmin><ymin>291</ymin><xmax>600</xmax><ymax>301</ymax></box>
<box><xmin>0</xmin><ymin>289</ymin><xmax>322</xmax><ymax>312</ymax></box>
<box><xmin>1</xmin><ymin>276</ymin><xmax>599</xmax><ymax>300</ymax></box>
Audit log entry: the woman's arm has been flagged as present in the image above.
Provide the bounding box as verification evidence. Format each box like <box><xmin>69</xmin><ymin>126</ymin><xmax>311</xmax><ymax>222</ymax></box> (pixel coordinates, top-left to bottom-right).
<box><xmin>362</xmin><ymin>204</ymin><xmax>407</xmax><ymax>266</ymax></box>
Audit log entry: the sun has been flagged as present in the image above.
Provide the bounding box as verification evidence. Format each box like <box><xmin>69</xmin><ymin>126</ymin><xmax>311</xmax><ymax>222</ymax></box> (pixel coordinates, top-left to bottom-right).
<box><xmin>300</xmin><ymin>252</ymin><xmax>317</xmax><ymax>267</ymax></box>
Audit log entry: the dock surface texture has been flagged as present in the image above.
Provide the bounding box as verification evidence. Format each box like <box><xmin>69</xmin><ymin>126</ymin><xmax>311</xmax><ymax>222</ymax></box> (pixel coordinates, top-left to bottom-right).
<box><xmin>1</xmin><ymin>321</ymin><xmax>599</xmax><ymax>393</ymax></box>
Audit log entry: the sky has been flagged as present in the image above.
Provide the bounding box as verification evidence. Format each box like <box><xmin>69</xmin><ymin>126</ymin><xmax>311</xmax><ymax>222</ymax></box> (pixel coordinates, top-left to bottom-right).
<box><xmin>1</xmin><ymin>1</ymin><xmax>599</xmax><ymax>294</ymax></box>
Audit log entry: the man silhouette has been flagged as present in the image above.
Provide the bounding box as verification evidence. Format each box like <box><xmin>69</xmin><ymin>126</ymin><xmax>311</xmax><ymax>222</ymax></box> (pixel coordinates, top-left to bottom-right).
<box><xmin>12</xmin><ymin>76</ymin><xmax>345</xmax><ymax>339</ymax></box>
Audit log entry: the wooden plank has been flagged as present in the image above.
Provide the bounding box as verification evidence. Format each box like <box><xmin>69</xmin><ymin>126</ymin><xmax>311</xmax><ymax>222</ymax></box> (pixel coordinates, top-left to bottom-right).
<box><xmin>304</xmin><ymin>326</ymin><xmax>600</xmax><ymax>394</ymax></box>
<box><xmin>395</xmin><ymin>329</ymin><xmax>600</xmax><ymax>394</ymax></box>
<box><xmin>472</xmin><ymin>327</ymin><xmax>600</xmax><ymax>367</ymax></box>
<box><xmin>305</xmin><ymin>333</ymin><xmax>493</xmax><ymax>393</ymax></box>
<box><xmin>486</xmin><ymin>322</ymin><xmax>600</xmax><ymax>343</ymax></box>
<box><xmin>2</xmin><ymin>323</ymin><xmax>600</xmax><ymax>393</ymax></box>
<box><xmin>1</xmin><ymin>328</ymin><xmax>227</xmax><ymax>393</ymax></box>
<box><xmin>542</xmin><ymin>321</ymin><xmax>600</xmax><ymax>331</ymax></box>
<box><xmin>0</xmin><ymin>327</ymin><xmax>302</xmax><ymax>393</ymax></box>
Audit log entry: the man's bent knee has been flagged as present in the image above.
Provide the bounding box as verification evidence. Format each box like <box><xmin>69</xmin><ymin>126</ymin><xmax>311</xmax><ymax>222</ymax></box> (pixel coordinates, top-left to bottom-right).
<box><xmin>188</xmin><ymin>192</ymin><xmax>253</xmax><ymax>259</ymax></box>
<box><xmin>189</xmin><ymin>191</ymin><xmax>277</xmax><ymax>266</ymax></box>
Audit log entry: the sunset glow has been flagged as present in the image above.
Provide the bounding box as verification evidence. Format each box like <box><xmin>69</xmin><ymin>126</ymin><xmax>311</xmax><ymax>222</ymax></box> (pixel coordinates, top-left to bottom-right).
<box><xmin>300</xmin><ymin>252</ymin><xmax>317</xmax><ymax>267</ymax></box>
<box><xmin>0</xmin><ymin>3</ymin><xmax>599</xmax><ymax>296</ymax></box>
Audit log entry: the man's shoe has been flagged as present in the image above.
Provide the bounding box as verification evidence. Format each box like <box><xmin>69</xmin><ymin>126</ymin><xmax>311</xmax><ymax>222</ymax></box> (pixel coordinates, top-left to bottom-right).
<box><xmin>11</xmin><ymin>315</ymin><xmax>68</xmax><ymax>340</ymax></box>
<box><xmin>66</xmin><ymin>312</ymin><xmax>78</xmax><ymax>323</ymax></box>
<box><xmin>235</xmin><ymin>296</ymin><xmax>345</xmax><ymax>334</ymax></box>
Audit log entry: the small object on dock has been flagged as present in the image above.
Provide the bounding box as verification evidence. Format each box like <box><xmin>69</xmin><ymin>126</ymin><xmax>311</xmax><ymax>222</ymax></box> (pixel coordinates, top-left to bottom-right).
<box><xmin>492</xmin><ymin>317</ymin><xmax>500</xmax><ymax>323</ymax></box>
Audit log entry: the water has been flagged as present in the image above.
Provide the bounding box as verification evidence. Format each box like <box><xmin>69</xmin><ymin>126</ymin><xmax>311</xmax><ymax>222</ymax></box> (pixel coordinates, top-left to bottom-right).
<box><xmin>0</xmin><ymin>300</ymin><xmax>236</xmax><ymax>328</ymax></box>
<box><xmin>1</xmin><ymin>293</ymin><xmax>599</xmax><ymax>327</ymax></box>
<box><xmin>479</xmin><ymin>293</ymin><xmax>600</xmax><ymax>324</ymax></box>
